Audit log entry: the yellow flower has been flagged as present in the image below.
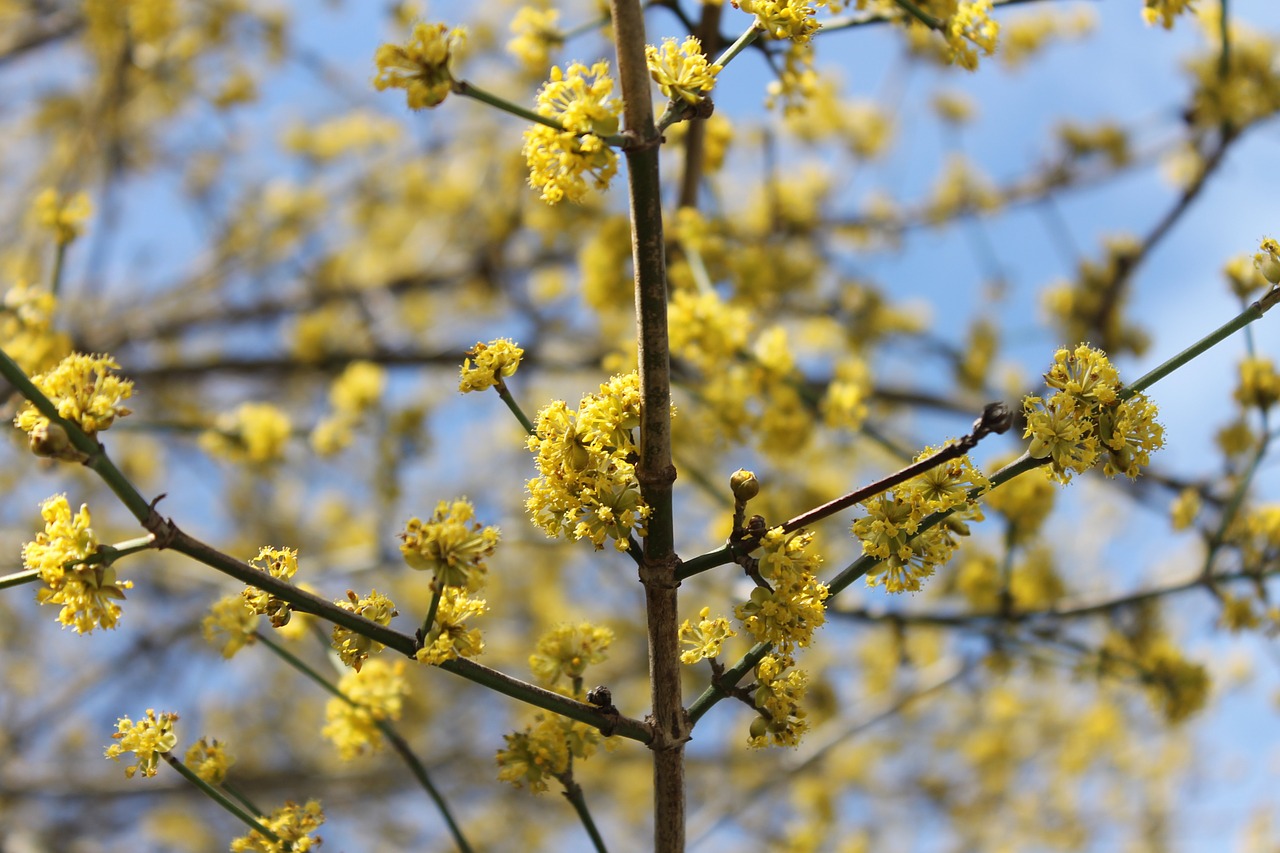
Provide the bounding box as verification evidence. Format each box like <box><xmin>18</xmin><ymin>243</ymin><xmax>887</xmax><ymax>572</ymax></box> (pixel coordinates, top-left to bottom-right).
<box><xmin>230</xmin><ymin>800</ymin><xmax>325</xmax><ymax>853</ymax></box>
<box><xmin>496</xmin><ymin>715</ymin><xmax>570</xmax><ymax>793</ymax></box>
<box><xmin>415</xmin><ymin>587</ymin><xmax>487</xmax><ymax>665</ymax></box>
<box><xmin>199</xmin><ymin>401</ymin><xmax>293</xmax><ymax>464</ymax></box>
<box><xmin>372</xmin><ymin>21</ymin><xmax>465</xmax><ymax>109</ymax></box>
<box><xmin>201</xmin><ymin>594</ymin><xmax>259</xmax><ymax>658</ymax></box>
<box><xmin>1234</xmin><ymin>355</ymin><xmax>1280</xmax><ymax>410</ymax></box>
<box><xmin>945</xmin><ymin>0</ymin><xmax>1000</xmax><ymax>70</ymax></box>
<box><xmin>522</xmin><ymin>61</ymin><xmax>621</xmax><ymax>205</ymax></box>
<box><xmin>31</xmin><ymin>188</ymin><xmax>92</xmax><ymax>245</ymax></box>
<box><xmin>399</xmin><ymin>499</ymin><xmax>498</xmax><ymax>590</ymax></box>
<box><xmin>645</xmin><ymin>36</ymin><xmax>722</xmax><ymax>104</ymax></box>
<box><xmin>1170</xmin><ymin>488</ymin><xmax>1201</xmax><ymax>531</ymax></box>
<box><xmin>529</xmin><ymin>622</ymin><xmax>614</xmax><ymax>688</ymax></box>
<box><xmin>735</xmin><ymin>529</ymin><xmax>828</xmax><ymax>652</ymax></box>
<box><xmin>1255</xmin><ymin>237</ymin><xmax>1280</xmax><ymax>285</ymax></box>
<box><xmin>330</xmin><ymin>360</ymin><xmax>386</xmax><ymax>414</ymax></box>
<box><xmin>738</xmin><ymin>0</ymin><xmax>821</xmax><ymax>44</ymax></box>
<box><xmin>22</xmin><ymin>495</ymin><xmax>132</xmax><ymax>633</ymax></box>
<box><xmin>105</xmin><ymin>709</ymin><xmax>178</xmax><ymax>779</ymax></box>
<box><xmin>13</xmin><ymin>352</ymin><xmax>133</xmax><ymax>444</ymax></box>
<box><xmin>679</xmin><ymin>606</ymin><xmax>737</xmax><ymax>664</ymax></box>
<box><xmin>322</xmin><ymin>659</ymin><xmax>408</xmax><ymax>760</ymax></box>
<box><xmin>749</xmin><ymin>655</ymin><xmax>810</xmax><ymax>748</ymax></box>
<box><xmin>184</xmin><ymin>737</ymin><xmax>234</xmax><ymax>785</ymax></box>
<box><xmin>507</xmin><ymin>7</ymin><xmax>562</xmax><ymax>74</ymax></box>
<box><xmin>459</xmin><ymin>338</ymin><xmax>524</xmax><ymax>393</ymax></box>
<box><xmin>332</xmin><ymin>589</ymin><xmax>399</xmax><ymax>671</ymax></box>
<box><xmin>242</xmin><ymin>546</ymin><xmax>300</xmax><ymax>628</ymax></box>
<box><xmin>1142</xmin><ymin>0</ymin><xmax>1196</xmax><ymax>29</ymax></box>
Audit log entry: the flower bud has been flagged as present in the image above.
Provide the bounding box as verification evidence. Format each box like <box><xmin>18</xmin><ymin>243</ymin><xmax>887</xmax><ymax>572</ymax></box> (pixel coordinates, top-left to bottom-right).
<box><xmin>730</xmin><ymin>469</ymin><xmax>759</xmax><ymax>502</ymax></box>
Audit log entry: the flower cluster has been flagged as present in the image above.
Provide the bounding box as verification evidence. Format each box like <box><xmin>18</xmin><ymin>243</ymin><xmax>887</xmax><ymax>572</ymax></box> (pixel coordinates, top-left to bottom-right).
<box><xmin>496</xmin><ymin>714</ymin><xmax>600</xmax><ymax>793</ymax></box>
<box><xmin>185</xmin><ymin>737</ymin><xmax>234</xmax><ymax>785</ymax></box>
<box><xmin>944</xmin><ymin>0</ymin><xmax>1000</xmax><ymax>71</ymax></box>
<box><xmin>526</xmin><ymin>372</ymin><xmax>654</xmax><ymax>550</ymax></box>
<box><xmin>22</xmin><ymin>495</ymin><xmax>132</xmax><ymax>633</ymax></box>
<box><xmin>507</xmin><ymin>7</ymin><xmax>562</xmax><ymax>74</ymax></box>
<box><xmin>400</xmin><ymin>499</ymin><xmax>499</xmax><ymax>589</ymax></box>
<box><xmin>230</xmin><ymin>800</ymin><xmax>325</xmax><ymax>853</ymax></box>
<box><xmin>749</xmin><ymin>654</ymin><xmax>810</xmax><ymax>748</ymax></box>
<box><xmin>322</xmin><ymin>659</ymin><xmax>409</xmax><ymax>760</ymax></box>
<box><xmin>1255</xmin><ymin>238</ymin><xmax>1280</xmax><ymax>285</ymax></box>
<box><xmin>105</xmin><ymin>709</ymin><xmax>178</xmax><ymax>779</ymax></box>
<box><xmin>373</xmin><ymin>21</ymin><xmax>465</xmax><ymax>109</ymax></box>
<box><xmin>13</xmin><ymin>352</ymin><xmax>133</xmax><ymax>451</ymax></box>
<box><xmin>242</xmin><ymin>546</ymin><xmax>300</xmax><ymax>628</ymax></box>
<box><xmin>202</xmin><ymin>594</ymin><xmax>259</xmax><ymax>658</ymax></box>
<box><xmin>735</xmin><ymin>528</ymin><xmax>828</xmax><ymax>653</ymax></box>
<box><xmin>1023</xmin><ymin>343</ymin><xmax>1164</xmax><ymax>483</ymax></box>
<box><xmin>200</xmin><ymin>401</ymin><xmax>293</xmax><ymax>464</ymax></box>
<box><xmin>415</xmin><ymin>587</ymin><xmax>488</xmax><ymax>665</ymax></box>
<box><xmin>645</xmin><ymin>36</ymin><xmax>722</xmax><ymax>104</ymax></box>
<box><xmin>459</xmin><ymin>338</ymin><xmax>524</xmax><ymax>394</ymax></box>
<box><xmin>854</xmin><ymin>445</ymin><xmax>990</xmax><ymax>593</ymax></box>
<box><xmin>31</xmin><ymin>188</ymin><xmax>92</xmax><ymax>245</ymax></box>
<box><xmin>1</xmin><ymin>281</ymin><xmax>72</xmax><ymax>376</ymax></box>
<box><xmin>332</xmin><ymin>589</ymin><xmax>399</xmax><ymax>671</ymax></box>
<box><xmin>737</xmin><ymin>0</ymin><xmax>822</xmax><ymax>44</ymax></box>
<box><xmin>679</xmin><ymin>606</ymin><xmax>737</xmax><ymax>664</ymax></box>
<box><xmin>311</xmin><ymin>360</ymin><xmax>386</xmax><ymax>455</ymax></box>
<box><xmin>1235</xmin><ymin>355</ymin><xmax>1280</xmax><ymax>411</ymax></box>
<box><xmin>522</xmin><ymin>61</ymin><xmax>621</xmax><ymax>205</ymax></box>
<box><xmin>1142</xmin><ymin>0</ymin><xmax>1196</xmax><ymax>29</ymax></box>
<box><xmin>528</xmin><ymin>622</ymin><xmax>615</xmax><ymax>688</ymax></box>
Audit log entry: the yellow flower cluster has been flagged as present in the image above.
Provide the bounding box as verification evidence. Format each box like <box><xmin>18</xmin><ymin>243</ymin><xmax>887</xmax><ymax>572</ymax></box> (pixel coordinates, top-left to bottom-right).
<box><xmin>1255</xmin><ymin>237</ymin><xmax>1280</xmax><ymax>285</ymax></box>
<box><xmin>322</xmin><ymin>659</ymin><xmax>409</xmax><ymax>760</ymax></box>
<box><xmin>281</xmin><ymin>111</ymin><xmax>401</xmax><ymax>162</ymax></box>
<box><xmin>31</xmin><ymin>188</ymin><xmax>92</xmax><ymax>245</ymax></box>
<box><xmin>242</xmin><ymin>546</ymin><xmax>299</xmax><ymax>628</ymax></box>
<box><xmin>184</xmin><ymin>737</ymin><xmax>234</xmax><ymax>785</ymax></box>
<box><xmin>526</xmin><ymin>372</ymin><xmax>652</xmax><ymax>550</ymax></box>
<box><xmin>738</xmin><ymin>0</ymin><xmax>822</xmax><ymax>44</ymax></box>
<box><xmin>311</xmin><ymin>360</ymin><xmax>386</xmax><ymax>455</ymax></box>
<box><xmin>400</xmin><ymin>498</ymin><xmax>499</xmax><ymax>589</ymax></box>
<box><xmin>496</xmin><ymin>713</ymin><xmax>600</xmax><ymax>793</ymax></box>
<box><xmin>372</xmin><ymin>21</ymin><xmax>465</xmax><ymax>110</ymax></box>
<box><xmin>332</xmin><ymin>589</ymin><xmax>399</xmax><ymax>671</ymax></box>
<box><xmin>459</xmin><ymin>338</ymin><xmax>524</xmax><ymax>393</ymax></box>
<box><xmin>1</xmin><ymin>281</ymin><xmax>71</xmax><ymax>376</ymax></box>
<box><xmin>1041</xmin><ymin>237</ymin><xmax>1149</xmax><ymax>357</ymax></box>
<box><xmin>13</xmin><ymin>352</ymin><xmax>133</xmax><ymax>446</ymax></box>
<box><xmin>854</xmin><ymin>445</ymin><xmax>990</xmax><ymax>593</ymax></box>
<box><xmin>1022</xmin><ymin>344</ymin><xmax>1164</xmax><ymax>484</ymax></box>
<box><xmin>1142</xmin><ymin>0</ymin><xmax>1196</xmax><ymax>29</ymax></box>
<box><xmin>230</xmin><ymin>800</ymin><xmax>325</xmax><ymax>853</ymax></box>
<box><xmin>736</xmin><ymin>528</ymin><xmax>829</xmax><ymax>653</ymax></box>
<box><xmin>749</xmin><ymin>654</ymin><xmax>810</xmax><ymax>748</ymax></box>
<box><xmin>415</xmin><ymin>587</ymin><xmax>488</xmax><ymax>665</ymax></box>
<box><xmin>22</xmin><ymin>495</ymin><xmax>132</xmax><ymax>633</ymax></box>
<box><xmin>528</xmin><ymin>622</ymin><xmax>614</xmax><ymax>688</ymax></box>
<box><xmin>507</xmin><ymin>7</ymin><xmax>562</xmax><ymax>74</ymax></box>
<box><xmin>105</xmin><ymin>709</ymin><xmax>178</xmax><ymax>779</ymax></box>
<box><xmin>1234</xmin><ymin>355</ymin><xmax>1280</xmax><ymax>410</ymax></box>
<box><xmin>200</xmin><ymin>401</ymin><xmax>292</xmax><ymax>464</ymax></box>
<box><xmin>201</xmin><ymin>594</ymin><xmax>259</xmax><ymax>658</ymax></box>
<box><xmin>1183</xmin><ymin>16</ymin><xmax>1280</xmax><ymax>132</ymax></box>
<box><xmin>945</xmin><ymin>0</ymin><xmax>1000</xmax><ymax>71</ymax></box>
<box><xmin>679</xmin><ymin>606</ymin><xmax>737</xmax><ymax>664</ymax></box>
<box><xmin>645</xmin><ymin>36</ymin><xmax>722</xmax><ymax>104</ymax></box>
<box><xmin>522</xmin><ymin>61</ymin><xmax>621</xmax><ymax>205</ymax></box>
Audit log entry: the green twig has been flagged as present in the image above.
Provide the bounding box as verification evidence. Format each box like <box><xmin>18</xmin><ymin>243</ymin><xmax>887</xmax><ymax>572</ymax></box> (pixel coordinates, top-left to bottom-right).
<box><xmin>559</xmin><ymin>771</ymin><xmax>610</xmax><ymax>853</ymax></box>
<box><xmin>0</xmin><ymin>569</ymin><xmax>40</xmax><ymax>590</ymax></box>
<box><xmin>162</xmin><ymin>754</ymin><xmax>284</xmax><ymax>846</ymax></box>
<box><xmin>494</xmin><ymin>376</ymin><xmax>536</xmax><ymax>435</ymax></box>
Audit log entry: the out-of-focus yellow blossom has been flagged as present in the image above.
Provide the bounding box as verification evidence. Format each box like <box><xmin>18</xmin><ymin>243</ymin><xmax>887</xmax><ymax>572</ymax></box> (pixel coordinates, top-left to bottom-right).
<box><xmin>646</xmin><ymin>36</ymin><xmax>722</xmax><ymax>104</ymax></box>
<box><xmin>766</xmin><ymin>42</ymin><xmax>819</xmax><ymax>113</ymax></box>
<box><xmin>750</xmin><ymin>654</ymin><xmax>810</xmax><ymax>748</ymax></box>
<box><xmin>332</xmin><ymin>589</ymin><xmax>399</xmax><ymax>671</ymax></box>
<box><xmin>579</xmin><ymin>215</ymin><xmax>633</xmax><ymax>311</ymax></box>
<box><xmin>1097</xmin><ymin>619</ymin><xmax>1210</xmax><ymax>724</ymax></box>
<box><xmin>529</xmin><ymin>622</ymin><xmax>614</xmax><ymax>688</ymax></box>
<box><xmin>1042</xmin><ymin>236</ymin><xmax>1150</xmax><ymax>357</ymax></box>
<box><xmin>999</xmin><ymin>9</ymin><xmax>1094</xmax><ymax>69</ymax></box>
<box><xmin>984</xmin><ymin>465</ymin><xmax>1055</xmax><ymax>542</ymax></box>
<box><xmin>508</xmin><ymin>7</ymin><xmax>562</xmax><ymax>74</ymax></box>
<box><xmin>679</xmin><ymin>606</ymin><xmax>737</xmax><ymax>664</ymax></box>
<box><xmin>932</xmin><ymin>90</ymin><xmax>975</xmax><ymax>124</ymax></box>
<box><xmin>13</xmin><ymin>352</ymin><xmax>133</xmax><ymax>447</ymax></box>
<box><xmin>739</xmin><ymin>0</ymin><xmax>821</xmax><ymax>43</ymax></box>
<box><xmin>200</xmin><ymin>401</ymin><xmax>292</xmax><ymax>464</ymax></box>
<box><xmin>373</xmin><ymin>21</ymin><xmax>466</xmax><ymax>109</ymax></box>
<box><xmin>1219</xmin><ymin>594</ymin><xmax>1260</xmax><ymax>632</ymax></box>
<box><xmin>230</xmin><ymin>800</ymin><xmax>324</xmax><ymax>853</ymax></box>
<box><xmin>201</xmin><ymin>594</ymin><xmax>259</xmax><ymax>658</ymax></box>
<box><xmin>31</xmin><ymin>188</ymin><xmax>92</xmax><ymax>245</ymax></box>
<box><xmin>1223</xmin><ymin>253</ymin><xmax>1271</xmax><ymax>298</ymax></box>
<box><xmin>212</xmin><ymin>68</ymin><xmax>257</xmax><ymax>109</ymax></box>
<box><xmin>331</xmin><ymin>361</ymin><xmax>386</xmax><ymax>414</ymax></box>
<box><xmin>282</xmin><ymin>111</ymin><xmax>401</xmax><ymax>162</ymax></box>
<box><xmin>1058</xmin><ymin>121</ymin><xmax>1130</xmax><ymax>166</ymax></box>
<box><xmin>416</xmin><ymin>587</ymin><xmax>487</xmax><ymax>665</ymax></box>
<box><xmin>1216</xmin><ymin>418</ymin><xmax>1257</xmax><ymax>457</ymax></box>
<box><xmin>663</xmin><ymin>112</ymin><xmax>733</xmax><ymax>172</ymax></box>
<box><xmin>184</xmin><ymin>737</ymin><xmax>233</xmax><ymax>785</ymax></box>
<box><xmin>1</xmin><ymin>281</ymin><xmax>72</xmax><ymax>376</ymax></box>
<box><xmin>242</xmin><ymin>546</ymin><xmax>299</xmax><ymax>628</ymax></box>
<box><xmin>1170</xmin><ymin>488</ymin><xmax>1201</xmax><ymax>531</ymax></box>
<box><xmin>736</xmin><ymin>528</ymin><xmax>828</xmax><ymax>652</ymax></box>
<box><xmin>822</xmin><ymin>356</ymin><xmax>872</xmax><ymax>430</ymax></box>
<box><xmin>1234</xmin><ymin>356</ymin><xmax>1280</xmax><ymax>411</ymax></box>
<box><xmin>927</xmin><ymin>154</ymin><xmax>1000</xmax><ymax>220</ymax></box>
<box><xmin>1143</xmin><ymin>0</ymin><xmax>1195</xmax><ymax>29</ymax></box>
<box><xmin>459</xmin><ymin>338</ymin><xmax>524</xmax><ymax>393</ymax></box>
<box><xmin>1254</xmin><ymin>238</ymin><xmax>1280</xmax><ymax>285</ymax></box>
<box><xmin>1183</xmin><ymin>15</ymin><xmax>1280</xmax><ymax>132</ymax></box>
<box><xmin>400</xmin><ymin>499</ymin><xmax>498</xmax><ymax>590</ymax></box>
<box><xmin>955</xmin><ymin>318</ymin><xmax>998</xmax><ymax>392</ymax></box>
<box><xmin>527</xmin><ymin>372</ymin><xmax>656</xmax><ymax>550</ymax></box>
<box><xmin>1023</xmin><ymin>344</ymin><xmax>1163</xmax><ymax>483</ymax></box>
<box><xmin>522</xmin><ymin>61</ymin><xmax>621</xmax><ymax>205</ymax></box>
<box><xmin>322</xmin><ymin>659</ymin><xmax>408</xmax><ymax>760</ymax></box>
<box><xmin>669</xmin><ymin>289</ymin><xmax>750</xmax><ymax>373</ymax></box>
<box><xmin>22</xmin><ymin>494</ymin><xmax>132</xmax><ymax>633</ymax></box>
<box><xmin>105</xmin><ymin>709</ymin><xmax>178</xmax><ymax>779</ymax></box>
<box><xmin>945</xmin><ymin>0</ymin><xmax>999</xmax><ymax>70</ymax></box>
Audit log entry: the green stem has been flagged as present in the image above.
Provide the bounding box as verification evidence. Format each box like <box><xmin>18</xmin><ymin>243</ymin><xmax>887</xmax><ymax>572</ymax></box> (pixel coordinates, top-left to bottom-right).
<box><xmin>163</xmin><ymin>754</ymin><xmax>284</xmax><ymax>846</ymax></box>
<box><xmin>218</xmin><ymin>780</ymin><xmax>266</xmax><ymax>818</ymax></box>
<box><xmin>453</xmin><ymin>79</ymin><xmax>566</xmax><ymax>132</ymax></box>
<box><xmin>49</xmin><ymin>241</ymin><xmax>68</xmax><ymax>298</ymax></box>
<box><xmin>711</xmin><ymin>25</ymin><xmax>760</xmax><ymax>70</ymax></box>
<box><xmin>420</xmin><ymin>584</ymin><xmax>443</xmax><ymax>641</ymax></box>
<box><xmin>0</xmin><ymin>569</ymin><xmax>40</xmax><ymax>590</ymax></box>
<box><xmin>494</xmin><ymin>377</ymin><xmax>536</xmax><ymax>435</ymax></box>
<box><xmin>892</xmin><ymin>0</ymin><xmax>944</xmax><ymax>29</ymax></box>
<box><xmin>559</xmin><ymin>772</ymin><xmax>610</xmax><ymax>853</ymax></box>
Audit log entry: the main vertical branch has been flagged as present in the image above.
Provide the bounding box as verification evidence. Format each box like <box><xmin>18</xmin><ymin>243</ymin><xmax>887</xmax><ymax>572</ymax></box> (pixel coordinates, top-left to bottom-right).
<box><xmin>609</xmin><ymin>2</ymin><xmax>686</xmax><ymax>851</ymax></box>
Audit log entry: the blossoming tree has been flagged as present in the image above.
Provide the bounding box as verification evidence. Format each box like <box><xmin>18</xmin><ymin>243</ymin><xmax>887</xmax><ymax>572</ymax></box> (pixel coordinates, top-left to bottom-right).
<box><xmin>2</xmin><ymin>0</ymin><xmax>1279</xmax><ymax>851</ymax></box>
